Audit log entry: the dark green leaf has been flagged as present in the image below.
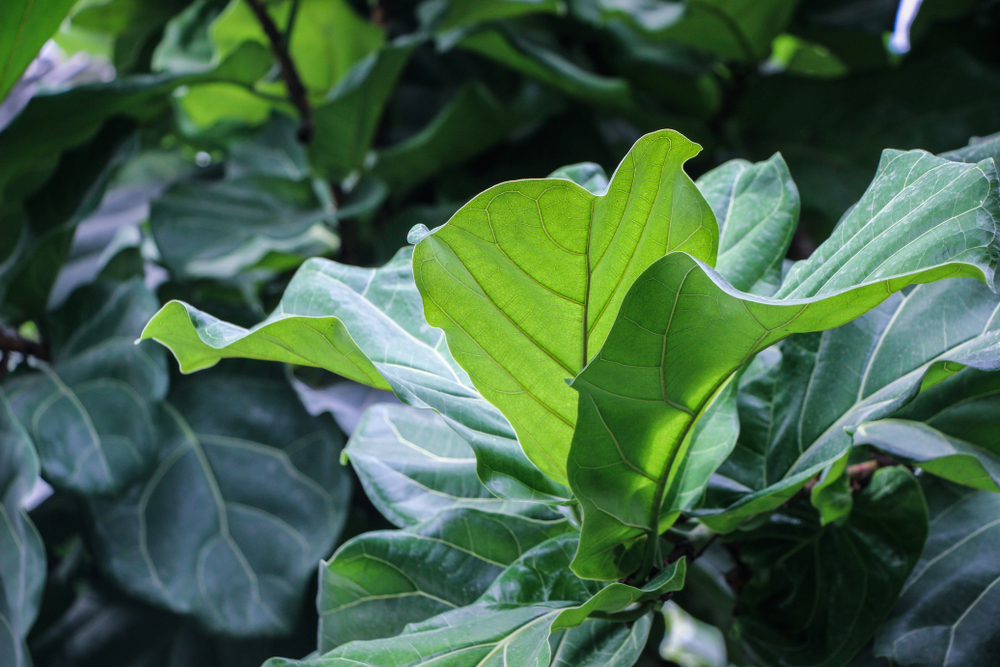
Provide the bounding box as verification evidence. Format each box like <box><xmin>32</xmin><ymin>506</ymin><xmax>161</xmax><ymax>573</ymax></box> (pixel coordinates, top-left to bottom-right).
<box><xmin>419</xmin><ymin>0</ymin><xmax>564</xmax><ymax>33</ymax></box>
<box><xmin>5</xmin><ymin>279</ymin><xmax>166</xmax><ymax>496</ymax></box>
<box><xmin>873</xmin><ymin>477</ymin><xmax>1000</xmax><ymax>666</ymax></box>
<box><xmin>0</xmin><ymin>391</ymin><xmax>46</xmax><ymax>667</ymax></box>
<box><xmin>318</xmin><ymin>507</ymin><xmax>570</xmax><ymax>650</ymax></box>
<box><xmin>735</xmin><ymin>467</ymin><xmax>928</xmax><ymax>667</ymax></box>
<box><xmin>87</xmin><ymin>364</ymin><xmax>351</xmax><ymax>636</ymax></box>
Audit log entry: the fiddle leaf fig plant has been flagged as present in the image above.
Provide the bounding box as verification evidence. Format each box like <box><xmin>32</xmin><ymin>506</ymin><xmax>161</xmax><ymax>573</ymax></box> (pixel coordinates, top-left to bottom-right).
<box><xmin>141</xmin><ymin>128</ymin><xmax>1000</xmax><ymax>667</ymax></box>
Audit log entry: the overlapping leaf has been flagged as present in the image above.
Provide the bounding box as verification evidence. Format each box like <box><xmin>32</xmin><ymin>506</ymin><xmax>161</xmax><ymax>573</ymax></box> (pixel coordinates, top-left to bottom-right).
<box><xmin>567</xmin><ymin>149</ymin><xmax>1000</xmax><ymax>579</ymax></box>
<box><xmin>142</xmin><ymin>246</ymin><xmax>567</xmax><ymax>504</ymax></box>
<box><xmin>854</xmin><ymin>369</ymin><xmax>1000</xmax><ymax>492</ymax></box>
<box><xmin>0</xmin><ymin>392</ymin><xmax>46</xmax><ymax>667</ymax></box>
<box><xmin>874</xmin><ymin>477</ymin><xmax>1000</xmax><ymax>666</ymax></box>
<box><xmin>87</xmin><ymin>364</ymin><xmax>351</xmax><ymax>636</ymax></box>
<box><xmin>344</xmin><ymin>403</ymin><xmax>555</xmax><ymax>527</ymax></box>
<box><xmin>275</xmin><ymin>534</ymin><xmax>679</xmax><ymax>666</ymax></box>
<box><xmin>318</xmin><ymin>507</ymin><xmax>570</xmax><ymax>650</ymax></box>
<box><xmin>412</xmin><ymin>129</ymin><xmax>717</xmax><ymax>484</ymax></box>
<box><xmin>0</xmin><ymin>0</ymin><xmax>78</xmax><ymax>102</ymax></box>
<box><xmin>4</xmin><ymin>279</ymin><xmax>166</xmax><ymax>496</ymax></box>
<box><xmin>710</xmin><ymin>275</ymin><xmax>1000</xmax><ymax>533</ymax></box>
<box><xmin>734</xmin><ymin>467</ymin><xmax>928</xmax><ymax>667</ymax></box>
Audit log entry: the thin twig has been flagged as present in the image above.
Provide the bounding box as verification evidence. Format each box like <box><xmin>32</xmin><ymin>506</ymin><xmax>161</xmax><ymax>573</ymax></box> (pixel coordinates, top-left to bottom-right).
<box><xmin>243</xmin><ymin>0</ymin><xmax>314</xmax><ymax>142</ymax></box>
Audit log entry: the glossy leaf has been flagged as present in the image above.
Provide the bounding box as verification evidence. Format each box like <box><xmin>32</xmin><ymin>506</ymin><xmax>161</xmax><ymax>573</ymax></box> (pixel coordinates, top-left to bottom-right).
<box><xmin>87</xmin><ymin>364</ymin><xmax>351</xmax><ymax>636</ymax></box>
<box><xmin>279</xmin><ymin>534</ymin><xmax>665</xmax><ymax>666</ymax></box>
<box><xmin>874</xmin><ymin>477</ymin><xmax>1000</xmax><ymax>666</ymax></box>
<box><xmin>308</xmin><ymin>40</ymin><xmax>416</xmax><ymax>180</ymax></box>
<box><xmin>550</xmin><ymin>617</ymin><xmax>652</xmax><ymax>667</ymax></box>
<box><xmin>318</xmin><ymin>507</ymin><xmax>570</xmax><ymax>650</ymax></box>
<box><xmin>854</xmin><ymin>369</ymin><xmax>1000</xmax><ymax>492</ymax></box>
<box><xmin>412</xmin><ymin>128</ymin><xmax>717</xmax><ymax>484</ymax></box>
<box><xmin>0</xmin><ymin>392</ymin><xmax>46</xmax><ymax>667</ymax></box>
<box><xmin>734</xmin><ymin>467</ymin><xmax>928</xmax><ymax>667</ymax></box>
<box><xmin>567</xmin><ymin>148</ymin><xmax>1000</xmax><ymax>579</ymax></box>
<box><xmin>5</xmin><ymin>279</ymin><xmax>166</xmax><ymax>496</ymax></box>
<box><xmin>695</xmin><ymin>153</ymin><xmax>799</xmax><ymax>296</ymax></box>
<box><xmin>0</xmin><ymin>0</ymin><xmax>78</xmax><ymax>103</ymax></box>
<box><xmin>344</xmin><ymin>403</ymin><xmax>555</xmax><ymax>527</ymax></box>
<box><xmin>420</xmin><ymin>0</ymin><xmax>564</xmax><ymax>32</ymax></box>
<box><xmin>142</xmin><ymin>247</ymin><xmax>567</xmax><ymax>504</ymax></box>
<box><xmin>149</xmin><ymin>115</ymin><xmax>335</xmax><ymax>279</ymax></box>
<box><xmin>710</xmin><ymin>275</ymin><xmax>1000</xmax><ymax>532</ymax></box>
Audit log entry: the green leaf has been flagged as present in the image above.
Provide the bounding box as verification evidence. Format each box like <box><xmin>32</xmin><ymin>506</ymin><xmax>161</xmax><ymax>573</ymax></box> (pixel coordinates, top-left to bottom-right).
<box><xmin>456</xmin><ymin>27</ymin><xmax>646</xmax><ymax>118</ymax></box>
<box><xmin>873</xmin><ymin>477</ymin><xmax>1000</xmax><ymax>666</ymax></box>
<box><xmin>656</xmin><ymin>0</ymin><xmax>800</xmax><ymax>62</ymax></box>
<box><xmin>854</xmin><ymin>370</ymin><xmax>1000</xmax><ymax>492</ymax></box>
<box><xmin>371</xmin><ymin>82</ymin><xmax>559</xmax><ymax>195</ymax></box>
<box><xmin>549</xmin><ymin>162</ymin><xmax>609</xmax><ymax>196</ymax></box>
<box><xmin>308</xmin><ymin>40</ymin><xmax>417</xmax><ymax>180</ymax></box>
<box><xmin>318</xmin><ymin>507</ymin><xmax>570</xmax><ymax>650</ymax></box>
<box><xmin>142</xmin><ymin>247</ymin><xmax>568</xmax><ymax>504</ymax></box>
<box><xmin>87</xmin><ymin>364</ymin><xmax>351</xmax><ymax>636</ymax></box>
<box><xmin>282</xmin><ymin>534</ymin><xmax>663</xmax><ymax>667</ymax></box>
<box><xmin>344</xmin><ymin>403</ymin><xmax>556</xmax><ymax>527</ymax></box>
<box><xmin>567</xmin><ymin>148</ymin><xmax>1000</xmax><ymax>580</ymax></box>
<box><xmin>412</xmin><ymin>128</ymin><xmax>717</xmax><ymax>484</ymax></box>
<box><xmin>695</xmin><ymin>153</ymin><xmax>799</xmax><ymax>296</ymax></box>
<box><xmin>213</xmin><ymin>0</ymin><xmax>384</xmax><ymax>97</ymax></box>
<box><xmin>942</xmin><ymin>130</ymin><xmax>1000</xmax><ymax>165</ymax></box>
<box><xmin>550</xmin><ymin>618</ymin><xmax>652</xmax><ymax>666</ymax></box>
<box><xmin>419</xmin><ymin>0</ymin><xmax>564</xmax><ymax>32</ymax></box>
<box><xmin>809</xmin><ymin>450</ymin><xmax>853</xmax><ymax>525</ymax></box>
<box><xmin>72</xmin><ymin>0</ymin><xmax>192</xmax><ymax>72</ymax></box>
<box><xmin>709</xmin><ymin>274</ymin><xmax>1000</xmax><ymax>533</ymax></box>
<box><xmin>4</xmin><ymin>279</ymin><xmax>166</xmax><ymax>496</ymax></box>
<box><xmin>734</xmin><ymin>467</ymin><xmax>928</xmax><ymax>667</ymax></box>
<box><xmin>149</xmin><ymin>115</ymin><xmax>335</xmax><ymax>279</ymax></box>
<box><xmin>0</xmin><ymin>391</ymin><xmax>46</xmax><ymax>667</ymax></box>
<box><xmin>0</xmin><ymin>0</ymin><xmax>78</xmax><ymax>103</ymax></box>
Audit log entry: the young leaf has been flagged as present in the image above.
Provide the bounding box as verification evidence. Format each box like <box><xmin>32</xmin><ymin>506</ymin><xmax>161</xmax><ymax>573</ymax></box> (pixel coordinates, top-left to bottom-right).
<box><xmin>344</xmin><ymin>403</ymin><xmax>556</xmax><ymax>527</ymax></box>
<box><xmin>709</xmin><ymin>275</ymin><xmax>1000</xmax><ymax>532</ymax></box>
<box><xmin>411</xmin><ymin>128</ymin><xmax>717</xmax><ymax>484</ymax></box>
<box><xmin>318</xmin><ymin>507</ymin><xmax>570</xmax><ymax>650</ymax></box>
<box><xmin>567</xmin><ymin>149</ymin><xmax>1000</xmax><ymax>580</ymax></box>
<box><xmin>142</xmin><ymin>247</ymin><xmax>568</xmax><ymax>503</ymax></box>
<box><xmin>0</xmin><ymin>0</ymin><xmax>78</xmax><ymax>103</ymax></box>
<box><xmin>695</xmin><ymin>153</ymin><xmax>799</xmax><ymax>296</ymax></box>
<box><xmin>4</xmin><ymin>279</ymin><xmax>167</xmax><ymax>496</ymax></box>
<box><xmin>734</xmin><ymin>467</ymin><xmax>928</xmax><ymax>667</ymax></box>
<box><xmin>87</xmin><ymin>364</ymin><xmax>351</xmax><ymax>637</ymax></box>
<box><xmin>874</xmin><ymin>477</ymin><xmax>1000</xmax><ymax>666</ymax></box>
<box><xmin>0</xmin><ymin>392</ymin><xmax>46</xmax><ymax>667</ymax></box>
<box><xmin>854</xmin><ymin>369</ymin><xmax>1000</xmax><ymax>492</ymax></box>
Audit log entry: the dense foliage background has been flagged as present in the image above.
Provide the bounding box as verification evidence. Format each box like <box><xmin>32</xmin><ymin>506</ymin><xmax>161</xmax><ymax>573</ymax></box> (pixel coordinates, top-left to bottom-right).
<box><xmin>4</xmin><ymin>0</ymin><xmax>1000</xmax><ymax>666</ymax></box>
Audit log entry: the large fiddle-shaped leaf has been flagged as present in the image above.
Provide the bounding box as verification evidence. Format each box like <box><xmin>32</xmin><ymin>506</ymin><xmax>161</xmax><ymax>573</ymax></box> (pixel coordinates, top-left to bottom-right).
<box><xmin>142</xmin><ymin>247</ymin><xmax>567</xmax><ymax>504</ymax></box>
<box><xmin>709</xmin><ymin>274</ymin><xmax>1000</xmax><ymax>533</ymax></box>
<box><xmin>0</xmin><ymin>0</ymin><xmax>78</xmax><ymax>103</ymax></box>
<box><xmin>695</xmin><ymin>153</ymin><xmax>799</xmax><ymax>296</ymax></box>
<box><xmin>318</xmin><ymin>507</ymin><xmax>570</xmax><ymax>651</ymax></box>
<box><xmin>4</xmin><ymin>279</ymin><xmax>167</xmax><ymax>496</ymax></box>
<box><xmin>854</xmin><ymin>369</ymin><xmax>1000</xmax><ymax>492</ymax></box>
<box><xmin>411</xmin><ymin>129</ymin><xmax>717</xmax><ymax>485</ymax></box>
<box><xmin>0</xmin><ymin>392</ymin><xmax>45</xmax><ymax>667</ymax></box>
<box><xmin>567</xmin><ymin>148</ymin><xmax>1000</xmax><ymax>580</ymax></box>
<box><xmin>873</xmin><ymin>477</ymin><xmax>1000</xmax><ymax>666</ymax></box>
<box><xmin>344</xmin><ymin>403</ymin><xmax>555</xmax><ymax>527</ymax></box>
<box><xmin>272</xmin><ymin>534</ymin><xmax>677</xmax><ymax>667</ymax></box>
<box><xmin>87</xmin><ymin>363</ymin><xmax>351</xmax><ymax>636</ymax></box>
<box><xmin>734</xmin><ymin>467</ymin><xmax>928</xmax><ymax>667</ymax></box>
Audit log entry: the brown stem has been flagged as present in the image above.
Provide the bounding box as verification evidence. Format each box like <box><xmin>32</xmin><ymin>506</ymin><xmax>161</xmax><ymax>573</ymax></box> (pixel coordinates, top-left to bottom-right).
<box><xmin>243</xmin><ymin>0</ymin><xmax>314</xmax><ymax>143</ymax></box>
<box><xmin>0</xmin><ymin>329</ymin><xmax>49</xmax><ymax>362</ymax></box>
